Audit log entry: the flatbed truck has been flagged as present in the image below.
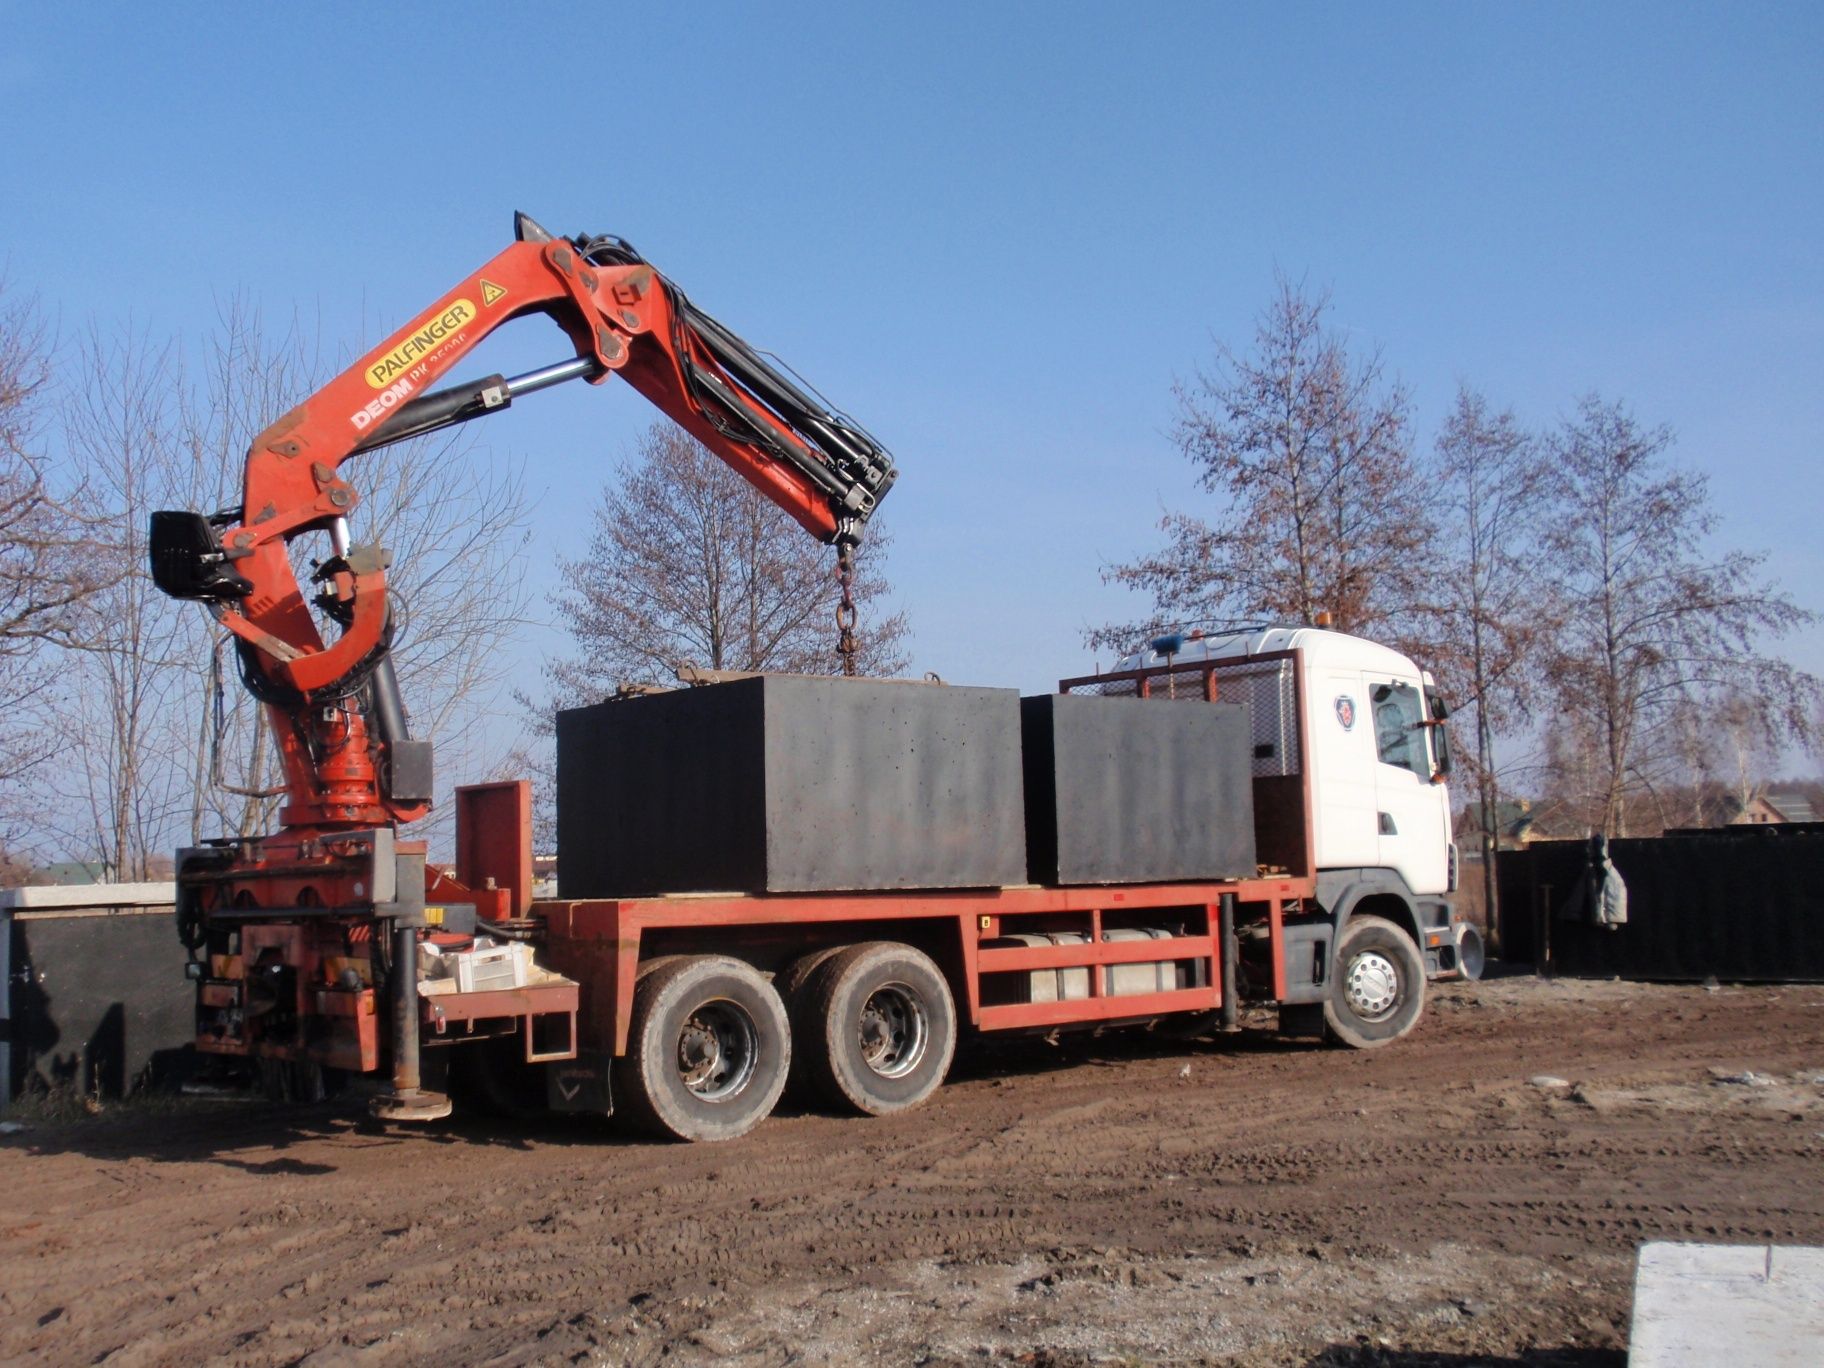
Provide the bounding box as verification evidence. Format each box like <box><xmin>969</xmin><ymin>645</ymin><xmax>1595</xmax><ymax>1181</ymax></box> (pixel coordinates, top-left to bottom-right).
<box><xmin>157</xmin><ymin>216</ymin><xmax>1468</xmax><ymax>1142</ymax></box>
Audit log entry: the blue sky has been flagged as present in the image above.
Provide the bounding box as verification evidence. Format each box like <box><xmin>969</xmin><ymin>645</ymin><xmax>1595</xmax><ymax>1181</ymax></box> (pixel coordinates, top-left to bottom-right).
<box><xmin>5</xmin><ymin>4</ymin><xmax>1820</xmax><ymax>733</ymax></box>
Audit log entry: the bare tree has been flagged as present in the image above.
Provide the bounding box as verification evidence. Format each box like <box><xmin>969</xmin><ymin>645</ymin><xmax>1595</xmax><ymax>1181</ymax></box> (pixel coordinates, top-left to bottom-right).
<box><xmin>0</xmin><ymin>287</ymin><xmax>113</xmax><ymax>843</ymax></box>
<box><xmin>55</xmin><ymin>323</ymin><xmax>194</xmax><ymax>879</ymax></box>
<box><xmin>42</xmin><ymin>302</ymin><xmax>534</xmax><ymax>870</ymax></box>
<box><xmin>547</xmin><ymin>420</ymin><xmax>910</xmax><ymax>702</ymax></box>
<box><xmin>174</xmin><ymin>299</ymin><xmax>326</xmax><ymax>842</ymax></box>
<box><xmin>1093</xmin><ymin>277</ymin><xmax>1428</xmax><ymax>652</ymax></box>
<box><xmin>1414</xmin><ymin>386</ymin><xmax>1552</xmax><ymax>943</ymax></box>
<box><xmin>1543</xmin><ymin>395</ymin><xmax>1819</xmax><ymax>836</ymax></box>
<box><xmin>1639</xmin><ymin>679</ymin><xmax>1815</xmax><ymax>832</ymax></box>
<box><xmin>1</xmin><ymin>288</ymin><xmax>113</xmax><ymax>653</ymax></box>
<box><xmin>1647</xmin><ymin>696</ymin><xmax>1778</xmax><ymax>831</ymax></box>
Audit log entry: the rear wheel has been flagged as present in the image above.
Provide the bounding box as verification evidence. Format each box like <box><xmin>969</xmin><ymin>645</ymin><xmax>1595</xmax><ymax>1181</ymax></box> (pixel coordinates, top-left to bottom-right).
<box><xmin>1323</xmin><ymin>915</ymin><xmax>1425</xmax><ymax>1048</ymax></box>
<box><xmin>777</xmin><ymin>946</ymin><xmax>846</xmax><ymax>1016</ymax></box>
<box><xmin>615</xmin><ymin>955</ymin><xmax>790</xmax><ymax>1142</ymax></box>
<box><xmin>777</xmin><ymin>946</ymin><xmax>847</xmax><ymax>1098</ymax></box>
<box><xmin>801</xmin><ymin>942</ymin><xmax>956</xmax><ymax>1116</ymax></box>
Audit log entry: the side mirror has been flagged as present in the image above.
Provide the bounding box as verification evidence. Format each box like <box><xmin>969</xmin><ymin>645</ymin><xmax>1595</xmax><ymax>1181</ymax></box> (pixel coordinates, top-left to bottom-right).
<box><xmin>1424</xmin><ymin>687</ymin><xmax>1453</xmax><ymax>777</ymax></box>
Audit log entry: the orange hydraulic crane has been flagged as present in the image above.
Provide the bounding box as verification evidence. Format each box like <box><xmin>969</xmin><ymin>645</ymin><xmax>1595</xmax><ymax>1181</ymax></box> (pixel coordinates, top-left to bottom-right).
<box><xmin>150</xmin><ymin>213</ymin><xmax>896</xmax><ymax>1118</ymax></box>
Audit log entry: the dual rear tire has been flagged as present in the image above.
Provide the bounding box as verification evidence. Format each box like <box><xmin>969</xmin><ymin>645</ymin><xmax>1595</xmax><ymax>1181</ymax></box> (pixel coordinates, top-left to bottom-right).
<box><xmin>615</xmin><ymin>943</ymin><xmax>955</xmax><ymax>1142</ymax></box>
<box><xmin>614</xmin><ymin>956</ymin><xmax>792</xmax><ymax>1144</ymax></box>
<box><xmin>787</xmin><ymin>942</ymin><xmax>957</xmax><ymax>1117</ymax></box>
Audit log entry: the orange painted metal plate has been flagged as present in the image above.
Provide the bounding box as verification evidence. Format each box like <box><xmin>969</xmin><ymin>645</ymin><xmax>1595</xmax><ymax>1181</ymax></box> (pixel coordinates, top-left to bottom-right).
<box><xmin>421</xmin><ymin>981</ymin><xmax>579</xmax><ymax>1025</ymax></box>
<box><xmin>976</xmin><ymin>935</ymin><xmax>1215</xmax><ymax>974</ymax></box>
<box><xmin>977</xmin><ymin>986</ymin><xmax>1223</xmax><ymax>1031</ymax></box>
<box><xmin>455</xmin><ymin>780</ymin><xmax>534</xmax><ymax>917</ymax></box>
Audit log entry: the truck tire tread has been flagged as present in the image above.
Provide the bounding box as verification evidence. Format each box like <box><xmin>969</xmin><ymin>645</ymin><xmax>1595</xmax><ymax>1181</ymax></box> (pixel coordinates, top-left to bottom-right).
<box><xmin>1323</xmin><ymin>914</ymin><xmax>1426</xmax><ymax>1049</ymax></box>
<box><xmin>614</xmin><ymin>954</ymin><xmax>790</xmax><ymax>1143</ymax></box>
<box><xmin>802</xmin><ymin>941</ymin><xmax>956</xmax><ymax>1116</ymax></box>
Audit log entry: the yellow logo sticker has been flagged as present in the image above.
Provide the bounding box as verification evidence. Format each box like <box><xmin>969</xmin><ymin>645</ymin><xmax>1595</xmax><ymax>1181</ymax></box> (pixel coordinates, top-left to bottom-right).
<box><xmin>480</xmin><ymin>279</ymin><xmax>507</xmax><ymax>307</ymax></box>
<box><xmin>365</xmin><ymin>299</ymin><xmax>476</xmax><ymax>388</ymax></box>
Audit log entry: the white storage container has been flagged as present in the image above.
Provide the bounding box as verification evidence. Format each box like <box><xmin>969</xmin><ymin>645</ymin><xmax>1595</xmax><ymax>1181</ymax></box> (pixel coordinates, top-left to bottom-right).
<box><xmin>452</xmin><ymin>942</ymin><xmax>531</xmax><ymax>993</ymax></box>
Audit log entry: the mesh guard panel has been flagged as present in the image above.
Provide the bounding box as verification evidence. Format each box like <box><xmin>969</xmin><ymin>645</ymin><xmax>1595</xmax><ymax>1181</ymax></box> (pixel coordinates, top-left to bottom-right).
<box><xmin>1059</xmin><ymin>655</ymin><xmax>1300</xmax><ymax>779</ymax></box>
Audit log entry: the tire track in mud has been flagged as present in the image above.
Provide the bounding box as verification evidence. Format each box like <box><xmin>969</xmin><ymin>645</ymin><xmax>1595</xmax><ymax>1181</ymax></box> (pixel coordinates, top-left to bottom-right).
<box><xmin>3</xmin><ymin>978</ymin><xmax>1822</xmax><ymax>1365</ymax></box>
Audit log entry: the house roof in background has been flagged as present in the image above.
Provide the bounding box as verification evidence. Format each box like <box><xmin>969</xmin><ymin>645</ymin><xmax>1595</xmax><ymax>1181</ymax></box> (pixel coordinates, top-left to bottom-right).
<box><xmin>1764</xmin><ymin>792</ymin><xmax>1819</xmax><ymax>823</ymax></box>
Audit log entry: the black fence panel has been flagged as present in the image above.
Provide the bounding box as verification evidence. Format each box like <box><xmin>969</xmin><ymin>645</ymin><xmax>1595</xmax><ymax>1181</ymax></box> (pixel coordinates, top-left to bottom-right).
<box><xmin>6</xmin><ymin>903</ymin><xmax>196</xmax><ymax>1101</ymax></box>
<box><xmin>1496</xmin><ymin>827</ymin><xmax>1824</xmax><ymax>981</ymax></box>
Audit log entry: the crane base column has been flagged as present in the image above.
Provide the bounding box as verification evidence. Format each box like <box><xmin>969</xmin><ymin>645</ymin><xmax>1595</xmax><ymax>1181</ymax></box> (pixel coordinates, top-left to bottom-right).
<box><xmin>372</xmin><ymin>907</ymin><xmax>449</xmax><ymax>1122</ymax></box>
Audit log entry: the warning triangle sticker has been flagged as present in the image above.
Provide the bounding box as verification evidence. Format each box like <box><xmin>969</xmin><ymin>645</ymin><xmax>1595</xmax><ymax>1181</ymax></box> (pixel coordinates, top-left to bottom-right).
<box><xmin>480</xmin><ymin>279</ymin><xmax>507</xmax><ymax>307</ymax></box>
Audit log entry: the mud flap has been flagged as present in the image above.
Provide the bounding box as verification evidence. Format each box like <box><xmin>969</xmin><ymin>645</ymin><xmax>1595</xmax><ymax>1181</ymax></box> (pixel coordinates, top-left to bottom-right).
<box><xmin>1278</xmin><ymin>1003</ymin><xmax>1326</xmax><ymax>1040</ymax></box>
<box><xmin>546</xmin><ymin>1052</ymin><xmax>613</xmax><ymax>1114</ymax></box>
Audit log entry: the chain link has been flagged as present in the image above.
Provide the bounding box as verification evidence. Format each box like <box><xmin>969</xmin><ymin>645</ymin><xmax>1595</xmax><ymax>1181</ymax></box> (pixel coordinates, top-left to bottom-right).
<box><xmin>835</xmin><ymin>541</ymin><xmax>859</xmax><ymax>677</ymax></box>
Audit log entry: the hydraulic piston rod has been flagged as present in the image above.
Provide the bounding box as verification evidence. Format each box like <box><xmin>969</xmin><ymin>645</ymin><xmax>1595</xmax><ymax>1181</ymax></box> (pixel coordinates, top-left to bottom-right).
<box><xmin>353</xmin><ymin>355</ymin><xmax>604</xmax><ymax>454</ymax></box>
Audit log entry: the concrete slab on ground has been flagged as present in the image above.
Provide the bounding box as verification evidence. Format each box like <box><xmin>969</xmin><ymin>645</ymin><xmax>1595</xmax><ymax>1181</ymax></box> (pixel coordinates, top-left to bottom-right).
<box><xmin>1630</xmin><ymin>1241</ymin><xmax>1824</xmax><ymax>1366</ymax></box>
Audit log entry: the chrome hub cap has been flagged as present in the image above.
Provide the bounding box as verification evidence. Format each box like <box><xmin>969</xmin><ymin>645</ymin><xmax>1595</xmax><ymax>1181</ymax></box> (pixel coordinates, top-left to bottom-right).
<box><xmin>1343</xmin><ymin>951</ymin><xmax>1401</xmax><ymax>1021</ymax></box>
<box><xmin>857</xmin><ymin>983</ymin><xmax>928</xmax><ymax>1079</ymax></box>
<box><xmin>676</xmin><ymin>1000</ymin><xmax>758</xmax><ymax>1100</ymax></box>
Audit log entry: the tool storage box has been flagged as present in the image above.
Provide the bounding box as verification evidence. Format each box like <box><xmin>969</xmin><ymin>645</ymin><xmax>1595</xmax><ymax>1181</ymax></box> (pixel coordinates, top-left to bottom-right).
<box><xmin>979</xmin><ymin>928</ymin><xmax>1205</xmax><ymax>1005</ymax></box>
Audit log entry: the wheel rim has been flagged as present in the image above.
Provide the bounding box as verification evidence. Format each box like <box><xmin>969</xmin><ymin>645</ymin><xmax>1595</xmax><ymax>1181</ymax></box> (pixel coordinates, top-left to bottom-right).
<box><xmin>856</xmin><ymin>982</ymin><xmax>929</xmax><ymax>1079</ymax></box>
<box><xmin>1342</xmin><ymin>950</ymin><xmax>1401</xmax><ymax>1021</ymax></box>
<box><xmin>675</xmin><ymin>999</ymin><xmax>758</xmax><ymax>1101</ymax></box>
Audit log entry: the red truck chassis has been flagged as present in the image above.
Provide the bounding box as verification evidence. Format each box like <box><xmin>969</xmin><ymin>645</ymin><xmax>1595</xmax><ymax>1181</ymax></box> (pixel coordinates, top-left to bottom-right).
<box><xmin>538</xmin><ymin>877</ymin><xmax>1302</xmax><ymax>1053</ymax></box>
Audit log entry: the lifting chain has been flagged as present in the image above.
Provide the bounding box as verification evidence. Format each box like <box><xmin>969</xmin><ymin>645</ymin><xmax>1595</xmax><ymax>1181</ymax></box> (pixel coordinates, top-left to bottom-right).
<box><xmin>835</xmin><ymin>540</ymin><xmax>859</xmax><ymax>677</ymax></box>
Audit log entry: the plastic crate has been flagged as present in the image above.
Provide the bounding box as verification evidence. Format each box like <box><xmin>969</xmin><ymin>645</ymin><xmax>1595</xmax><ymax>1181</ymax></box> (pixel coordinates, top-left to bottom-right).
<box><xmin>451</xmin><ymin>943</ymin><xmax>529</xmax><ymax>993</ymax></box>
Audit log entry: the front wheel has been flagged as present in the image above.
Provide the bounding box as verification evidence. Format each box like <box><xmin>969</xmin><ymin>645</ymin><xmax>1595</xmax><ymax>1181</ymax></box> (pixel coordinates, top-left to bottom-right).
<box><xmin>1323</xmin><ymin>915</ymin><xmax>1425</xmax><ymax>1048</ymax></box>
<box><xmin>615</xmin><ymin>955</ymin><xmax>790</xmax><ymax>1142</ymax></box>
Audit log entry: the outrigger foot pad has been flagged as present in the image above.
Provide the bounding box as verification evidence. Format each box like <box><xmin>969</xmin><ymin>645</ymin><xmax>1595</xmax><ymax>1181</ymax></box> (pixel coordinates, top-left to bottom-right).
<box><xmin>370</xmin><ymin>1088</ymin><xmax>452</xmax><ymax>1123</ymax></box>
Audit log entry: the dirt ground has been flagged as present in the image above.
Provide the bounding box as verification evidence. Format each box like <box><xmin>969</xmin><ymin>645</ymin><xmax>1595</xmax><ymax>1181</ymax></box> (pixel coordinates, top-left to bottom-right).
<box><xmin>4</xmin><ymin>974</ymin><xmax>1823</xmax><ymax>1368</ymax></box>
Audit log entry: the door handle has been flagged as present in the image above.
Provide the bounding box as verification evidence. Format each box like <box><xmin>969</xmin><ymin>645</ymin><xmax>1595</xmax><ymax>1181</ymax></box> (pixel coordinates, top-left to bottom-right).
<box><xmin>1378</xmin><ymin>812</ymin><xmax>1398</xmax><ymax>835</ymax></box>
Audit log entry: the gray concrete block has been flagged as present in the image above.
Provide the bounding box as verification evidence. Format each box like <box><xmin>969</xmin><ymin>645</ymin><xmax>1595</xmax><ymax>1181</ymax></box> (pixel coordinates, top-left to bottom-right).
<box><xmin>557</xmin><ymin>676</ymin><xmax>1026</xmax><ymax>896</ymax></box>
<box><xmin>1021</xmin><ymin>693</ymin><xmax>1257</xmax><ymax>885</ymax></box>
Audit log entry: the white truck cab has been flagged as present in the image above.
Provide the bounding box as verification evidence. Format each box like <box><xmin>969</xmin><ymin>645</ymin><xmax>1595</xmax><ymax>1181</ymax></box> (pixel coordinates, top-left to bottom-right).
<box><xmin>1114</xmin><ymin>625</ymin><xmax>1470</xmax><ymax>981</ymax></box>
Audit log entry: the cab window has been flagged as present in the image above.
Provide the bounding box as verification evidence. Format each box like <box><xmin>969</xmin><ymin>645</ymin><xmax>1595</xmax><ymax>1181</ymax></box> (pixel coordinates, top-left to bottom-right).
<box><xmin>1371</xmin><ymin>681</ymin><xmax>1427</xmax><ymax>778</ymax></box>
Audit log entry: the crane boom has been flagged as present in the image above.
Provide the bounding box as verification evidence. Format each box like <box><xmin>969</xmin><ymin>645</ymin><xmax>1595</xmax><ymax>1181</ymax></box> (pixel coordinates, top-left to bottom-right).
<box><xmin>151</xmin><ymin>212</ymin><xmax>897</xmax><ymax>833</ymax></box>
